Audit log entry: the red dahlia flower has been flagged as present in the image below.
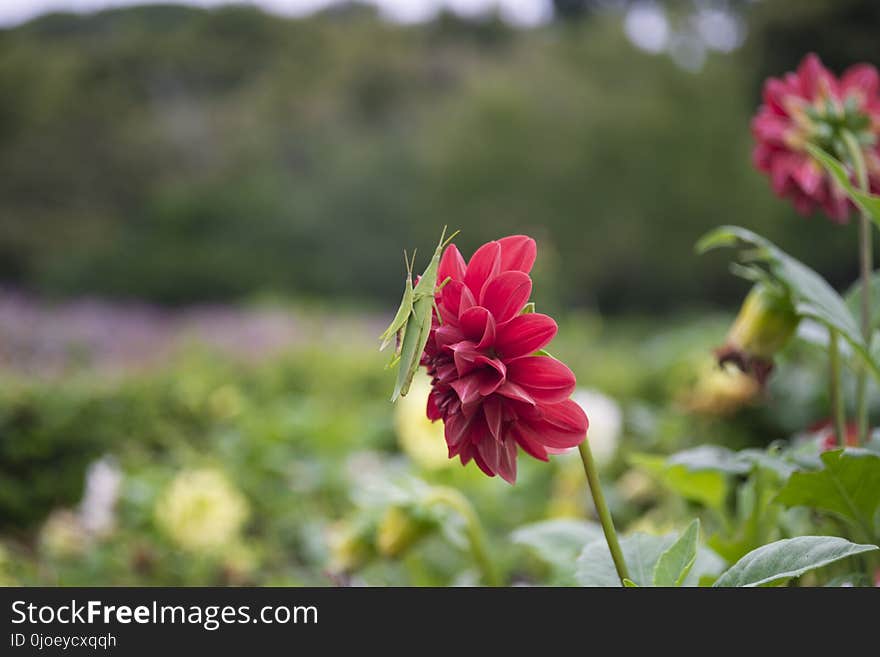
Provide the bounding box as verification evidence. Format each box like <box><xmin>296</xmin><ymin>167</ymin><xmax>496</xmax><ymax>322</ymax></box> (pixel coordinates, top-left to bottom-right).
<box><xmin>752</xmin><ymin>53</ymin><xmax>880</xmax><ymax>222</ymax></box>
<box><xmin>421</xmin><ymin>235</ymin><xmax>588</xmax><ymax>483</ymax></box>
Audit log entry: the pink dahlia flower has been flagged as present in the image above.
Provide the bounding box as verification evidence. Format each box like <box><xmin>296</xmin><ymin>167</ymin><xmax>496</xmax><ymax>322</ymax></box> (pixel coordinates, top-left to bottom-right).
<box><xmin>752</xmin><ymin>53</ymin><xmax>880</xmax><ymax>222</ymax></box>
<box><xmin>421</xmin><ymin>235</ymin><xmax>588</xmax><ymax>483</ymax></box>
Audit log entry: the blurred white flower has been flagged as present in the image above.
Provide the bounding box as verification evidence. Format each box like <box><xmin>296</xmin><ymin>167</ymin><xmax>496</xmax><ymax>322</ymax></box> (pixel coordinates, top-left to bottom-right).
<box><xmin>624</xmin><ymin>2</ymin><xmax>670</xmax><ymax>54</ymax></box>
<box><xmin>154</xmin><ymin>469</ymin><xmax>249</xmax><ymax>554</ymax></box>
<box><xmin>572</xmin><ymin>388</ymin><xmax>623</xmax><ymax>466</ymax></box>
<box><xmin>78</xmin><ymin>456</ymin><xmax>122</xmax><ymax>537</ymax></box>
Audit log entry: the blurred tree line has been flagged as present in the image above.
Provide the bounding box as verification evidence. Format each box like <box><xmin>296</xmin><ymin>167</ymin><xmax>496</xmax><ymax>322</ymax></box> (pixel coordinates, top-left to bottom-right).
<box><xmin>0</xmin><ymin>0</ymin><xmax>877</xmax><ymax>313</ymax></box>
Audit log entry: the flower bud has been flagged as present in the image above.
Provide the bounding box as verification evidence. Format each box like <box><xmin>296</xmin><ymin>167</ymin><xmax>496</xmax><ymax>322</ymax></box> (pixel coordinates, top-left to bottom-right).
<box><xmin>376</xmin><ymin>505</ymin><xmax>433</xmax><ymax>558</ymax></box>
<box><xmin>715</xmin><ymin>283</ymin><xmax>799</xmax><ymax>385</ymax></box>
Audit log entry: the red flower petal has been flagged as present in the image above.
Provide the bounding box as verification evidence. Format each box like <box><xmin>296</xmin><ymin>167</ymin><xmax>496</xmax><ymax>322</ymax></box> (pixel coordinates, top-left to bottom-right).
<box><xmin>471</xmin><ymin>448</ymin><xmax>496</xmax><ymax>478</ymax></box>
<box><xmin>542</xmin><ymin>399</ymin><xmax>590</xmax><ymax>434</ymax></box>
<box><xmin>498</xmin><ymin>235</ymin><xmax>537</xmax><ymax>273</ymax></box>
<box><xmin>506</xmin><ymin>356</ymin><xmax>576</xmax><ymax>404</ymax></box>
<box><xmin>459</xmin><ymin>284</ymin><xmax>477</xmax><ymax>316</ymax></box>
<box><xmin>438</xmin><ymin>244</ymin><xmax>467</xmax><ymax>283</ymax></box>
<box><xmin>793</xmin><ymin>158</ymin><xmax>822</xmax><ymax>196</ymax></box>
<box><xmin>450</xmin><ymin>371</ymin><xmax>483</xmax><ymax>407</ymax></box>
<box><xmin>841</xmin><ymin>63</ymin><xmax>880</xmax><ymax>101</ymax></box>
<box><xmin>459</xmin><ymin>306</ymin><xmax>496</xmax><ymax>349</ymax></box>
<box><xmin>426</xmin><ymin>390</ymin><xmax>443</xmax><ymax>421</ymax></box>
<box><xmin>480</xmin><ymin>271</ymin><xmax>532</xmax><ymax>324</ymax></box>
<box><xmin>496</xmin><ymin>438</ymin><xmax>518</xmax><ymax>484</ymax></box>
<box><xmin>519</xmin><ymin>400</ymin><xmax>587</xmax><ymax>449</ymax></box>
<box><xmin>473</xmin><ymin>356</ymin><xmax>507</xmax><ymax>396</ymax></box>
<box><xmin>494</xmin><ymin>380</ymin><xmax>536</xmax><ymax>406</ymax></box>
<box><xmin>798</xmin><ymin>53</ymin><xmax>836</xmax><ymax>99</ymax></box>
<box><xmin>476</xmin><ymin>434</ymin><xmax>501</xmax><ymax>477</ymax></box>
<box><xmin>444</xmin><ymin>411</ymin><xmax>486</xmax><ymax>456</ymax></box>
<box><xmin>510</xmin><ymin>425</ymin><xmax>549</xmax><ymax>462</ymax></box>
<box><xmin>438</xmin><ymin>280</ymin><xmax>464</xmax><ymax>326</ymax></box>
<box><xmin>434</xmin><ymin>324</ymin><xmax>464</xmax><ymax>351</ymax></box>
<box><xmin>464</xmin><ymin>241</ymin><xmax>501</xmax><ymax>297</ymax></box>
<box><xmin>483</xmin><ymin>396</ymin><xmax>504</xmax><ymax>440</ymax></box>
<box><xmin>495</xmin><ymin>313</ymin><xmax>557</xmax><ymax>360</ymax></box>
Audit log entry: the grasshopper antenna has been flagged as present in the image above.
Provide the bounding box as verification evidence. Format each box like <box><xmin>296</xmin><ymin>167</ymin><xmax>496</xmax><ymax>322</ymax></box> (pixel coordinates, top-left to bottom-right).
<box><xmin>439</xmin><ymin>225</ymin><xmax>460</xmax><ymax>249</ymax></box>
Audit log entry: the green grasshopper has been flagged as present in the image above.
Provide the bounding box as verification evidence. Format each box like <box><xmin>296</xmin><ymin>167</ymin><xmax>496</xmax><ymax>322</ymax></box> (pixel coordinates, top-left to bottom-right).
<box><xmin>380</xmin><ymin>226</ymin><xmax>459</xmax><ymax>402</ymax></box>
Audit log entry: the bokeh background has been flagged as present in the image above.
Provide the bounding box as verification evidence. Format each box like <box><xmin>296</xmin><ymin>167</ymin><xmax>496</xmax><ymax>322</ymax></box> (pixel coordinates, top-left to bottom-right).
<box><xmin>0</xmin><ymin>0</ymin><xmax>877</xmax><ymax>585</ymax></box>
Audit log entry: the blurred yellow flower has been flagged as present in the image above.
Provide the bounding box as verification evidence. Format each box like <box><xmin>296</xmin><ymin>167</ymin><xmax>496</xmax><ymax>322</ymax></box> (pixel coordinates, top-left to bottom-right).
<box><xmin>39</xmin><ymin>510</ymin><xmax>88</xmax><ymax>559</ymax></box>
<box><xmin>394</xmin><ymin>375</ymin><xmax>451</xmax><ymax>471</ymax></box>
<box><xmin>548</xmin><ymin>451</ymin><xmax>587</xmax><ymax>519</ymax></box>
<box><xmin>376</xmin><ymin>506</ymin><xmax>430</xmax><ymax>558</ymax></box>
<box><xmin>325</xmin><ymin>520</ymin><xmax>374</xmax><ymax>573</ymax></box>
<box><xmin>683</xmin><ymin>359</ymin><xmax>761</xmax><ymax>416</ymax></box>
<box><xmin>154</xmin><ymin>469</ymin><xmax>249</xmax><ymax>554</ymax></box>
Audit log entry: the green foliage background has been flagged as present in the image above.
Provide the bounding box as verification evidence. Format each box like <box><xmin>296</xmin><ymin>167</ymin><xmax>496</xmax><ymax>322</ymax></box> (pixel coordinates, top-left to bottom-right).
<box><xmin>1</xmin><ymin>1</ymin><xmax>876</xmax><ymax>312</ymax></box>
<box><xmin>1</xmin><ymin>0</ymin><xmax>879</xmax><ymax>587</ymax></box>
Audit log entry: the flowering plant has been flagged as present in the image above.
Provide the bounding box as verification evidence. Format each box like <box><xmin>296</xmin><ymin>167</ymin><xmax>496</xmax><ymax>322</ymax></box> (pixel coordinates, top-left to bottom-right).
<box><xmin>373</xmin><ymin>53</ymin><xmax>880</xmax><ymax>588</ymax></box>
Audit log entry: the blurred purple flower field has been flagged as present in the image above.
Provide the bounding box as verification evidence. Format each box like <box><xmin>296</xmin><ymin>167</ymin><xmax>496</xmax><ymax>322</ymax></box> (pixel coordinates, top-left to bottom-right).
<box><xmin>0</xmin><ymin>289</ymin><xmax>384</xmax><ymax>377</ymax></box>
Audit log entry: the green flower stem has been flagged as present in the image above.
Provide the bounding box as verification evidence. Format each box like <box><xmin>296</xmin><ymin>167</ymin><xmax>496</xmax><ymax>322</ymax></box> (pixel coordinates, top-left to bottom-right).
<box><xmin>842</xmin><ymin>130</ymin><xmax>874</xmax><ymax>444</ymax></box>
<box><xmin>425</xmin><ymin>487</ymin><xmax>500</xmax><ymax>586</ymax></box>
<box><xmin>578</xmin><ymin>439</ymin><xmax>630</xmax><ymax>585</ymax></box>
<box><xmin>828</xmin><ymin>329</ymin><xmax>847</xmax><ymax>447</ymax></box>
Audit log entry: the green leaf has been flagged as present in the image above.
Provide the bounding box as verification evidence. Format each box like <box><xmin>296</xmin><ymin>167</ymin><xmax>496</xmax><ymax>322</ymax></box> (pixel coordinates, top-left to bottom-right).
<box><xmin>697</xmin><ymin>226</ymin><xmax>880</xmax><ymax>382</ymax></box>
<box><xmin>845</xmin><ymin>269</ymin><xmax>880</xmax><ymax>334</ymax></box>
<box><xmin>737</xmin><ymin>449</ymin><xmax>798</xmax><ymax>480</ymax></box>
<box><xmin>622</xmin><ymin>578</ymin><xmax>639</xmax><ymax>587</ymax></box>
<box><xmin>775</xmin><ymin>448</ymin><xmax>880</xmax><ymax>539</ymax></box>
<box><xmin>683</xmin><ymin>548</ymin><xmax>726</xmax><ymax>587</ymax></box>
<box><xmin>630</xmin><ymin>452</ymin><xmax>728</xmax><ymax>511</ymax></box>
<box><xmin>667</xmin><ymin>445</ymin><xmax>751</xmax><ymax>475</ymax></box>
<box><xmin>653</xmin><ymin>519</ymin><xmax>700</xmax><ymax>587</ymax></box>
<box><xmin>713</xmin><ymin>536</ymin><xmax>879</xmax><ymax>587</ymax></box>
<box><xmin>807</xmin><ymin>144</ymin><xmax>880</xmax><ymax>228</ymax></box>
<box><xmin>512</xmin><ymin>519</ymin><xmax>602</xmax><ymax>583</ymax></box>
<box><xmin>577</xmin><ymin>532</ymin><xmax>673</xmax><ymax>587</ymax></box>
<box><xmin>576</xmin><ymin>529</ymin><xmax>723</xmax><ymax>587</ymax></box>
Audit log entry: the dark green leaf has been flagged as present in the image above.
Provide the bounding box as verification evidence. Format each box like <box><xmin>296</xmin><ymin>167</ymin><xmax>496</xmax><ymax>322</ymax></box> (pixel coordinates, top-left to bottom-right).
<box><xmin>775</xmin><ymin>448</ymin><xmax>880</xmax><ymax>539</ymax></box>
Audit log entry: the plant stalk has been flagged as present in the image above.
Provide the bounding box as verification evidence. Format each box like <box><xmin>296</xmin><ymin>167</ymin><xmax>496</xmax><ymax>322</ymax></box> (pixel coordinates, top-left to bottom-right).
<box><xmin>426</xmin><ymin>487</ymin><xmax>500</xmax><ymax>586</ymax></box>
<box><xmin>842</xmin><ymin>130</ymin><xmax>874</xmax><ymax>444</ymax></box>
<box><xmin>828</xmin><ymin>329</ymin><xmax>847</xmax><ymax>447</ymax></box>
<box><xmin>578</xmin><ymin>439</ymin><xmax>630</xmax><ymax>585</ymax></box>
